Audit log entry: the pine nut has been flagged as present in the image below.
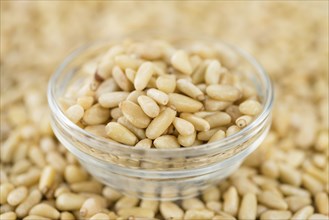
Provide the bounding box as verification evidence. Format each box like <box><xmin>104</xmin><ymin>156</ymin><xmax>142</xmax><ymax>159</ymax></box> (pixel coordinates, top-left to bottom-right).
<box><xmin>213</xmin><ymin>211</ymin><xmax>236</xmax><ymax>220</ymax></box>
<box><xmin>23</xmin><ymin>215</ymin><xmax>50</xmax><ymax>220</ymax></box>
<box><xmin>177</xmin><ymin>79</ymin><xmax>205</xmax><ymax>101</ymax></box>
<box><xmin>146</xmin><ymin>107</ymin><xmax>176</xmax><ymax>139</ymax></box>
<box><xmin>180</xmin><ymin>113</ymin><xmax>210</xmax><ymax>131</ymax></box>
<box><xmin>204</xmin><ymin>98</ymin><xmax>231</xmax><ymax>111</ymax></box>
<box><xmin>118</xmin><ymin>207</ymin><xmax>155</xmax><ymax>218</ymax></box>
<box><xmin>206</xmin><ymin>201</ymin><xmax>221</xmax><ymax>214</ymax></box>
<box><xmin>291</xmin><ymin>205</ymin><xmax>314</xmax><ymax>220</ymax></box>
<box><xmin>223</xmin><ymin>186</ymin><xmax>239</xmax><ymax>217</ymax></box>
<box><xmin>184</xmin><ymin>209</ymin><xmax>215</xmax><ymax>220</ymax></box>
<box><xmin>28</xmin><ymin>146</ymin><xmax>46</xmax><ymax>168</ymax></box>
<box><xmin>261</xmin><ymin>160</ymin><xmax>279</xmax><ymax>179</ymax></box>
<box><xmin>98</xmin><ymin>92</ymin><xmax>129</xmax><ymax>108</ymax></box>
<box><xmin>117</xmin><ymin>116</ymin><xmax>146</xmax><ymax>140</ymax></box>
<box><xmin>112</xmin><ymin>66</ymin><xmax>133</xmax><ymax>91</ymax></box>
<box><xmin>197</xmin><ymin>128</ymin><xmax>221</xmax><ymax>141</ymax></box>
<box><xmin>114</xmin><ymin>55</ymin><xmax>142</xmax><ymax>70</ymax></box>
<box><xmin>46</xmin><ymin>152</ymin><xmax>66</xmax><ymax>174</ymax></box>
<box><xmin>258</xmin><ymin>191</ymin><xmax>288</xmax><ymax>210</ymax></box>
<box><xmin>64</xmin><ymin>165</ymin><xmax>88</xmax><ymax>184</ymax></box>
<box><xmin>95</xmin><ymin>78</ymin><xmax>119</xmax><ymax>99</ymax></box>
<box><xmin>154</xmin><ymin>135</ymin><xmax>180</xmax><ymax>149</ymax></box>
<box><xmin>102</xmin><ymin>186</ymin><xmax>122</xmax><ymax>202</ymax></box>
<box><xmin>260</xmin><ymin>210</ymin><xmax>291</xmax><ymax>220</ymax></box>
<box><xmin>204</xmin><ymin>112</ymin><xmax>231</xmax><ymax>128</ymax></box>
<box><xmin>83</xmin><ymin>104</ymin><xmax>110</xmax><ymax>125</ymax></box>
<box><xmin>146</xmin><ymin>88</ymin><xmax>169</xmax><ymax>105</ymax></box>
<box><xmin>156</xmin><ymin>75</ymin><xmax>176</xmax><ymax>93</ymax></box>
<box><xmin>178</xmin><ymin>132</ymin><xmax>196</xmax><ymax>147</ymax></box>
<box><xmin>160</xmin><ymin>202</ymin><xmax>184</xmax><ymax>219</ymax></box>
<box><xmin>65</xmin><ymin>104</ymin><xmax>84</xmax><ymax>123</ymax></box>
<box><xmin>70</xmin><ymin>181</ymin><xmax>103</xmax><ymax>194</ymax></box>
<box><xmin>0</xmin><ymin>183</ymin><xmax>14</xmax><ymax>205</ymax></box>
<box><xmin>89</xmin><ymin>213</ymin><xmax>110</xmax><ymax>220</ymax></box>
<box><xmin>173</xmin><ymin>117</ymin><xmax>195</xmax><ymax>136</ymax></box>
<box><xmin>309</xmin><ymin>214</ymin><xmax>329</xmax><ymax>220</ymax></box>
<box><xmin>16</xmin><ymin>189</ymin><xmax>42</xmax><ymax>218</ymax></box>
<box><xmin>236</xmin><ymin>115</ymin><xmax>253</xmax><ymax>128</ymax></box>
<box><xmin>80</xmin><ymin>197</ymin><xmax>106</xmax><ymax>218</ymax></box>
<box><xmin>135</xmin><ymin>138</ymin><xmax>152</xmax><ymax>149</ymax></box>
<box><xmin>315</xmin><ymin>192</ymin><xmax>329</xmax><ymax>215</ymax></box>
<box><xmin>182</xmin><ymin>198</ymin><xmax>205</xmax><ymax>210</ymax></box>
<box><xmin>114</xmin><ymin>196</ymin><xmax>139</xmax><ymax>211</ymax></box>
<box><xmin>278</xmin><ymin>163</ymin><xmax>301</xmax><ymax>186</ymax></box>
<box><xmin>29</xmin><ymin>204</ymin><xmax>60</xmax><ymax>219</ymax></box>
<box><xmin>39</xmin><ymin>166</ymin><xmax>56</xmax><ymax>195</ymax></box>
<box><xmin>209</xmin><ymin>129</ymin><xmax>226</xmax><ymax>143</ymax></box>
<box><xmin>302</xmin><ymin>173</ymin><xmax>323</xmax><ymax>194</ymax></box>
<box><xmin>239</xmin><ymin>100</ymin><xmax>262</xmax><ymax>116</ymax></box>
<box><xmin>168</xmin><ymin>93</ymin><xmax>203</xmax><ymax>113</ymax></box>
<box><xmin>140</xmin><ymin>200</ymin><xmax>159</xmax><ymax>213</ymax></box>
<box><xmin>137</xmin><ymin>95</ymin><xmax>160</xmax><ymax>118</ymax></box>
<box><xmin>77</xmin><ymin>96</ymin><xmax>94</xmax><ymax>110</ymax></box>
<box><xmin>0</xmin><ymin>212</ymin><xmax>16</xmax><ymax>220</ymax></box>
<box><xmin>120</xmin><ymin>100</ymin><xmax>151</xmax><ymax>128</ymax></box>
<box><xmin>206</xmin><ymin>84</ymin><xmax>241</xmax><ymax>102</ymax></box>
<box><xmin>7</xmin><ymin>186</ymin><xmax>28</xmax><ymax>206</ymax></box>
<box><xmin>56</xmin><ymin>193</ymin><xmax>86</xmax><ymax>211</ymax></box>
<box><xmin>202</xmin><ymin>186</ymin><xmax>220</xmax><ymax>202</ymax></box>
<box><xmin>171</xmin><ymin>50</ymin><xmax>192</xmax><ymax>75</ymax></box>
<box><xmin>105</xmin><ymin>122</ymin><xmax>138</xmax><ymax>145</ymax></box>
<box><xmin>192</xmin><ymin>61</ymin><xmax>207</xmax><ymax>84</ymax></box>
<box><xmin>285</xmin><ymin>195</ymin><xmax>312</xmax><ymax>212</ymax></box>
<box><xmin>279</xmin><ymin>184</ymin><xmax>310</xmax><ymax>197</ymax></box>
<box><xmin>133</xmin><ymin>62</ymin><xmax>154</xmax><ymax>91</ymax></box>
<box><xmin>205</xmin><ymin>60</ymin><xmax>222</xmax><ymax>85</ymax></box>
<box><xmin>238</xmin><ymin>193</ymin><xmax>257</xmax><ymax>220</ymax></box>
<box><xmin>226</xmin><ymin>125</ymin><xmax>241</xmax><ymax>136</ymax></box>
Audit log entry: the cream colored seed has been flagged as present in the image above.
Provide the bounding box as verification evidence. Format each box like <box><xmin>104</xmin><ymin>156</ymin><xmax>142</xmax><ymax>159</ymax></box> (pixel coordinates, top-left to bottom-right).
<box><xmin>177</xmin><ymin>79</ymin><xmax>205</xmax><ymax>101</ymax></box>
<box><xmin>258</xmin><ymin>191</ymin><xmax>288</xmax><ymax>210</ymax></box>
<box><xmin>204</xmin><ymin>98</ymin><xmax>231</xmax><ymax>111</ymax></box>
<box><xmin>83</xmin><ymin>104</ymin><xmax>110</xmax><ymax>125</ymax></box>
<box><xmin>171</xmin><ymin>50</ymin><xmax>192</xmax><ymax>75</ymax></box>
<box><xmin>0</xmin><ymin>204</ymin><xmax>14</xmax><ymax>214</ymax></box>
<box><xmin>180</xmin><ymin>113</ymin><xmax>210</xmax><ymax>131</ymax></box>
<box><xmin>140</xmin><ymin>200</ymin><xmax>159</xmax><ymax>213</ymax></box>
<box><xmin>105</xmin><ymin>122</ymin><xmax>138</xmax><ymax>145</ymax></box>
<box><xmin>85</xmin><ymin>125</ymin><xmax>107</xmax><ymax>138</ymax></box>
<box><xmin>279</xmin><ymin>184</ymin><xmax>310</xmax><ymax>197</ymax></box>
<box><xmin>209</xmin><ymin>129</ymin><xmax>226</xmax><ymax>143</ymax></box>
<box><xmin>173</xmin><ymin>117</ymin><xmax>195</xmax><ymax>136</ymax></box>
<box><xmin>125</xmin><ymin>68</ymin><xmax>136</xmax><ymax>83</ymax></box>
<box><xmin>182</xmin><ymin>198</ymin><xmax>205</xmax><ymax>210</ymax></box>
<box><xmin>64</xmin><ymin>165</ymin><xmax>88</xmax><ymax>184</ymax></box>
<box><xmin>134</xmin><ymin>62</ymin><xmax>154</xmax><ymax>91</ymax></box>
<box><xmin>206</xmin><ymin>84</ymin><xmax>241</xmax><ymax>102</ymax></box>
<box><xmin>56</xmin><ymin>193</ymin><xmax>86</xmax><ymax>211</ymax></box>
<box><xmin>154</xmin><ymin>135</ymin><xmax>180</xmax><ymax>149</ymax></box>
<box><xmin>16</xmin><ymin>189</ymin><xmax>42</xmax><ymax>218</ymax></box>
<box><xmin>178</xmin><ymin>132</ymin><xmax>196</xmax><ymax>147</ymax></box>
<box><xmin>213</xmin><ymin>211</ymin><xmax>236</xmax><ymax>220</ymax></box>
<box><xmin>223</xmin><ymin>186</ymin><xmax>239</xmax><ymax>217</ymax></box>
<box><xmin>77</xmin><ymin>96</ymin><xmax>94</xmax><ymax>110</ymax></box>
<box><xmin>39</xmin><ymin>166</ymin><xmax>56</xmax><ymax>195</ymax></box>
<box><xmin>239</xmin><ymin>100</ymin><xmax>262</xmax><ymax>116</ymax></box>
<box><xmin>95</xmin><ymin>78</ymin><xmax>119</xmax><ymax>99</ymax></box>
<box><xmin>112</xmin><ymin>66</ymin><xmax>133</xmax><ymax>91</ymax></box>
<box><xmin>206</xmin><ymin>201</ymin><xmax>221</xmax><ymax>213</ymax></box>
<box><xmin>90</xmin><ymin>213</ymin><xmax>110</xmax><ymax>220</ymax></box>
<box><xmin>261</xmin><ymin>160</ymin><xmax>279</xmax><ymax>179</ymax></box>
<box><xmin>98</xmin><ymin>91</ymin><xmax>129</xmax><ymax>108</ymax></box>
<box><xmin>303</xmin><ymin>160</ymin><xmax>327</xmax><ymax>183</ymax></box>
<box><xmin>315</xmin><ymin>192</ymin><xmax>329</xmax><ymax>215</ymax></box>
<box><xmin>117</xmin><ymin>116</ymin><xmax>146</xmax><ymax>140</ymax></box>
<box><xmin>1</xmin><ymin>131</ymin><xmax>19</xmax><ymax>163</ymax></box>
<box><xmin>118</xmin><ymin>207</ymin><xmax>155</xmax><ymax>218</ymax></box>
<box><xmin>0</xmin><ymin>212</ymin><xmax>16</xmax><ymax>220</ymax></box>
<box><xmin>260</xmin><ymin>210</ymin><xmax>292</xmax><ymax>220</ymax></box>
<box><xmin>146</xmin><ymin>107</ymin><xmax>176</xmax><ymax>139</ymax></box>
<box><xmin>226</xmin><ymin>125</ymin><xmax>241</xmax><ymax>136</ymax></box>
<box><xmin>23</xmin><ymin>215</ymin><xmax>50</xmax><ymax>220</ymax></box>
<box><xmin>197</xmin><ymin>128</ymin><xmax>221</xmax><ymax>141</ymax></box>
<box><xmin>204</xmin><ymin>112</ymin><xmax>231</xmax><ymax>128</ymax></box>
<box><xmin>202</xmin><ymin>186</ymin><xmax>220</xmax><ymax>202</ymax></box>
<box><xmin>70</xmin><ymin>181</ymin><xmax>103</xmax><ymax>194</ymax></box>
<box><xmin>126</xmin><ymin>90</ymin><xmax>145</xmax><ymax>103</ymax></box>
<box><xmin>309</xmin><ymin>214</ymin><xmax>329</xmax><ymax>220</ymax></box>
<box><xmin>110</xmin><ymin>107</ymin><xmax>123</xmax><ymax>120</ymax></box>
<box><xmin>302</xmin><ymin>173</ymin><xmax>323</xmax><ymax>194</ymax></box>
<box><xmin>29</xmin><ymin>204</ymin><xmax>60</xmax><ymax>219</ymax></box>
<box><xmin>96</xmin><ymin>58</ymin><xmax>114</xmax><ymax>80</ymax></box>
<box><xmin>291</xmin><ymin>205</ymin><xmax>314</xmax><ymax>220</ymax></box>
<box><xmin>137</xmin><ymin>95</ymin><xmax>160</xmax><ymax>118</ymax></box>
<box><xmin>114</xmin><ymin>196</ymin><xmax>139</xmax><ymax>211</ymax></box>
<box><xmin>7</xmin><ymin>186</ymin><xmax>28</xmax><ymax>206</ymax></box>
<box><xmin>238</xmin><ymin>193</ymin><xmax>257</xmax><ymax>220</ymax></box>
<box><xmin>285</xmin><ymin>196</ymin><xmax>312</xmax><ymax>212</ymax></box>
<box><xmin>102</xmin><ymin>186</ymin><xmax>122</xmax><ymax>202</ymax></box>
<box><xmin>46</xmin><ymin>152</ymin><xmax>66</xmax><ymax>174</ymax></box>
<box><xmin>236</xmin><ymin>115</ymin><xmax>253</xmax><ymax>128</ymax></box>
<box><xmin>184</xmin><ymin>209</ymin><xmax>215</xmax><ymax>220</ymax></box>
<box><xmin>146</xmin><ymin>88</ymin><xmax>169</xmax><ymax>105</ymax></box>
<box><xmin>160</xmin><ymin>202</ymin><xmax>184</xmax><ymax>219</ymax></box>
<box><xmin>0</xmin><ymin>183</ymin><xmax>14</xmax><ymax>204</ymax></box>
<box><xmin>135</xmin><ymin>138</ymin><xmax>152</xmax><ymax>149</ymax></box>
<box><xmin>28</xmin><ymin>146</ymin><xmax>46</xmax><ymax>168</ymax></box>
<box><xmin>120</xmin><ymin>100</ymin><xmax>151</xmax><ymax>128</ymax></box>
<box><xmin>115</xmin><ymin>55</ymin><xmax>142</xmax><ymax>70</ymax></box>
<box><xmin>191</xmin><ymin>61</ymin><xmax>206</xmax><ymax>84</ymax></box>
<box><xmin>225</xmin><ymin>105</ymin><xmax>241</xmax><ymax>121</ymax></box>
<box><xmin>205</xmin><ymin>60</ymin><xmax>222</xmax><ymax>85</ymax></box>
<box><xmin>80</xmin><ymin>197</ymin><xmax>106</xmax><ymax>218</ymax></box>
<box><xmin>156</xmin><ymin>75</ymin><xmax>176</xmax><ymax>93</ymax></box>
<box><xmin>168</xmin><ymin>93</ymin><xmax>203</xmax><ymax>113</ymax></box>
<box><xmin>65</xmin><ymin>104</ymin><xmax>84</xmax><ymax>123</ymax></box>
<box><xmin>278</xmin><ymin>163</ymin><xmax>301</xmax><ymax>186</ymax></box>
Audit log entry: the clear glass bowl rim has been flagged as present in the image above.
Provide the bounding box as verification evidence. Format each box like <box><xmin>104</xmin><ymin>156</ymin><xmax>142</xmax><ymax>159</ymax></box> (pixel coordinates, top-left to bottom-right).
<box><xmin>47</xmin><ymin>33</ymin><xmax>274</xmax><ymax>158</ymax></box>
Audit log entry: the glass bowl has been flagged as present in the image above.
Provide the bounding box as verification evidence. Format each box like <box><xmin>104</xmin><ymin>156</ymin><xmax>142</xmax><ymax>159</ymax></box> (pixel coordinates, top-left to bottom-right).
<box><xmin>48</xmin><ymin>33</ymin><xmax>274</xmax><ymax>200</ymax></box>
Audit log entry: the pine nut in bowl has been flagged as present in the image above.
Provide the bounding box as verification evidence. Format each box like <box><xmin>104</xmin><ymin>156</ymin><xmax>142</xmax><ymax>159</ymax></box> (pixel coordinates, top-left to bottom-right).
<box><xmin>48</xmin><ymin>32</ymin><xmax>274</xmax><ymax>200</ymax></box>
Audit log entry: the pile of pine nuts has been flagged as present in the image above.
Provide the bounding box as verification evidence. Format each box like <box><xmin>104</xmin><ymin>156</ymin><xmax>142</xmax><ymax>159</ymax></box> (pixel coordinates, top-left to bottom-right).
<box><xmin>1</xmin><ymin>1</ymin><xmax>328</xmax><ymax>220</ymax></box>
<box><xmin>61</xmin><ymin>40</ymin><xmax>263</xmax><ymax>148</ymax></box>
